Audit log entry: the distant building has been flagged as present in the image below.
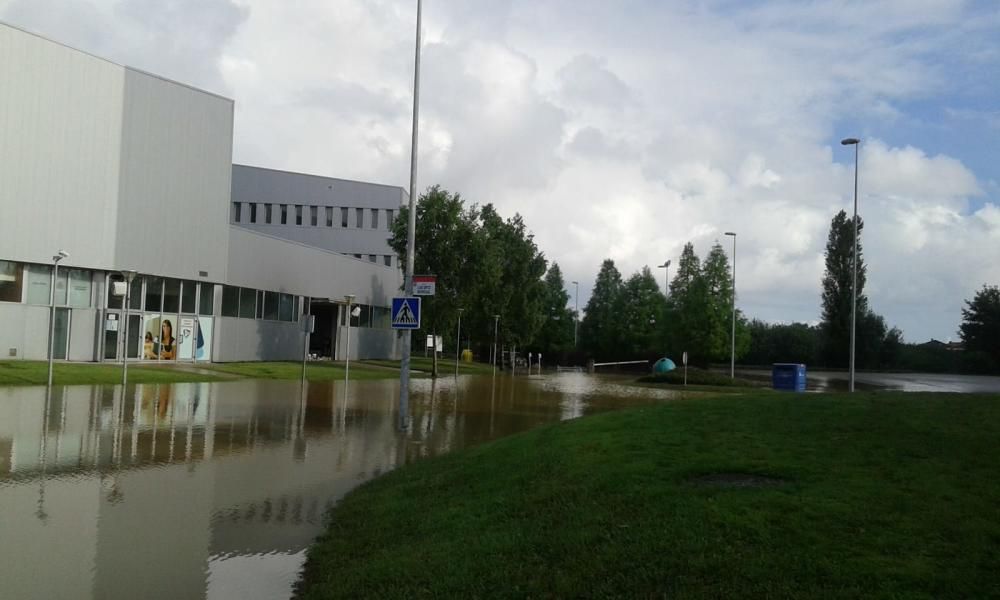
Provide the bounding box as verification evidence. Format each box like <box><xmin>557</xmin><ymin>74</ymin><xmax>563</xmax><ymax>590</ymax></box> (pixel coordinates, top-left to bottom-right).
<box><xmin>0</xmin><ymin>22</ymin><xmax>402</xmax><ymax>363</ymax></box>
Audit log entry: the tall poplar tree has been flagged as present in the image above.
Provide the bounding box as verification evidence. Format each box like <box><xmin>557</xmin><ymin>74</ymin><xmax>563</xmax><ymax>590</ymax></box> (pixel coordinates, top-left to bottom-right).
<box><xmin>820</xmin><ymin>210</ymin><xmax>869</xmax><ymax>367</ymax></box>
<box><xmin>580</xmin><ymin>259</ymin><xmax>623</xmax><ymax>360</ymax></box>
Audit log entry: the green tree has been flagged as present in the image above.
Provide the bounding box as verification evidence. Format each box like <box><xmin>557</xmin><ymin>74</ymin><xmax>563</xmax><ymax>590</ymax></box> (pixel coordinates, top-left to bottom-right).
<box><xmin>535</xmin><ymin>263</ymin><xmax>575</xmax><ymax>359</ymax></box>
<box><xmin>619</xmin><ymin>267</ymin><xmax>668</xmax><ymax>358</ymax></box>
<box><xmin>580</xmin><ymin>259</ymin><xmax>623</xmax><ymax>360</ymax></box>
<box><xmin>960</xmin><ymin>285</ymin><xmax>1000</xmax><ymax>369</ymax></box>
<box><xmin>820</xmin><ymin>210</ymin><xmax>869</xmax><ymax>367</ymax></box>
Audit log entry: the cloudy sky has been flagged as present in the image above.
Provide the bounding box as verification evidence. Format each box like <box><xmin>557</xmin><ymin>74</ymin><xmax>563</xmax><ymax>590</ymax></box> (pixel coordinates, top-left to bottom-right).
<box><xmin>3</xmin><ymin>0</ymin><xmax>998</xmax><ymax>342</ymax></box>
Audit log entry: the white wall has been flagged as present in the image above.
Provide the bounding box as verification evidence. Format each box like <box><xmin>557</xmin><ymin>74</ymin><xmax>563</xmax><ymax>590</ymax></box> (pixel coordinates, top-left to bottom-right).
<box><xmin>0</xmin><ymin>23</ymin><xmax>123</xmax><ymax>270</ymax></box>
<box><xmin>115</xmin><ymin>68</ymin><xmax>234</xmax><ymax>282</ymax></box>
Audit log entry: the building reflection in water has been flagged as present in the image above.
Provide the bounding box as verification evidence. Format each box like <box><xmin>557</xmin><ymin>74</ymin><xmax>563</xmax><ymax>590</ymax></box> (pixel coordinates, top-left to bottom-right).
<box><xmin>0</xmin><ymin>373</ymin><xmax>675</xmax><ymax>600</ymax></box>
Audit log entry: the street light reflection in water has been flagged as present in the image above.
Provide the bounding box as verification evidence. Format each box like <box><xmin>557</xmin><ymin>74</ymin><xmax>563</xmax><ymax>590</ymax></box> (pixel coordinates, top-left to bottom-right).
<box><xmin>0</xmin><ymin>373</ymin><xmax>683</xmax><ymax>600</ymax></box>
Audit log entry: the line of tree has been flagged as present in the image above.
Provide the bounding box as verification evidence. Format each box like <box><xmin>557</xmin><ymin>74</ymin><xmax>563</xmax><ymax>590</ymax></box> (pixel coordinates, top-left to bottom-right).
<box><xmin>388</xmin><ymin>186</ymin><xmax>574</xmax><ymax>364</ymax></box>
<box><xmin>578</xmin><ymin>242</ymin><xmax>750</xmax><ymax>366</ymax></box>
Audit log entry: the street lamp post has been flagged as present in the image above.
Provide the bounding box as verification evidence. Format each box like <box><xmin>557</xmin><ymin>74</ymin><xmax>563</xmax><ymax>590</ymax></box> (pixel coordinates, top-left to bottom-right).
<box><xmin>344</xmin><ymin>294</ymin><xmax>355</xmax><ymax>380</ymax></box>
<box><xmin>571</xmin><ymin>281</ymin><xmax>579</xmax><ymax>347</ymax></box>
<box><xmin>398</xmin><ymin>0</ymin><xmax>423</xmax><ymax>431</ymax></box>
<box><xmin>47</xmin><ymin>250</ymin><xmax>68</xmax><ymax>388</ymax></box>
<box><xmin>724</xmin><ymin>232</ymin><xmax>737</xmax><ymax>379</ymax></box>
<box><xmin>120</xmin><ymin>270</ymin><xmax>137</xmax><ymax>386</ymax></box>
<box><xmin>454</xmin><ymin>308</ymin><xmax>463</xmax><ymax>377</ymax></box>
<box><xmin>657</xmin><ymin>260</ymin><xmax>671</xmax><ymax>297</ymax></box>
<box><xmin>492</xmin><ymin>314</ymin><xmax>500</xmax><ymax>376</ymax></box>
<box><xmin>841</xmin><ymin>137</ymin><xmax>861</xmax><ymax>392</ymax></box>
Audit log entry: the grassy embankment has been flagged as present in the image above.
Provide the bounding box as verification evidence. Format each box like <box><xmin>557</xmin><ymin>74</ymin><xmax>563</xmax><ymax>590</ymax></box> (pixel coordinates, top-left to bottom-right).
<box><xmin>299</xmin><ymin>392</ymin><xmax>1000</xmax><ymax>598</ymax></box>
<box><xmin>0</xmin><ymin>357</ymin><xmax>491</xmax><ymax>386</ymax></box>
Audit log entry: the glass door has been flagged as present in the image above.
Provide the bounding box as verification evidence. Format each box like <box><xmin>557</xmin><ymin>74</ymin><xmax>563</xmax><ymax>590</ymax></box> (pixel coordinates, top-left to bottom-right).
<box><xmin>103</xmin><ymin>312</ymin><xmax>120</xmax><ymax>360</ymax></box>
<box><xmin>53</xmin><ymin>308</ymin><xmax>70</xmax><ymax>360</ymax></box>
<box><xmin>126</xmin><ymin>314</ymin><xmax>142</xmax><ymax>359</ymax></box>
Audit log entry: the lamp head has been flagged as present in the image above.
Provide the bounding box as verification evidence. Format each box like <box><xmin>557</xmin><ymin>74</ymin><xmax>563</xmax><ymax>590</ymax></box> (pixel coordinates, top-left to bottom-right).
<box><xmin>53</xmin><ymin>250</ymin><xmax>68</xmax><ymax>262</ymax></box>
<box><xmin>724</xmin><ymin>231</ymin><xmax>736</xmax><ymax>237</ymax></box>
<box><xmin>841</xmin><ymin>138</ymin><xmax>860</xmax><ymax>145</ymax></box>
<box><xmin>345</xmin><ymin>294</ymin><xmax>355</xmax><ymax>303</ymax></box>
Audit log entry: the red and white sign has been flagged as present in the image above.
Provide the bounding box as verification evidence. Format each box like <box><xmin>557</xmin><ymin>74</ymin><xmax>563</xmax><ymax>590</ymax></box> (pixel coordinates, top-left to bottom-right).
<box><xmin>413</xmin><ymin>275</ymin><xmax>436</xmax><ymax>296</ymax></box>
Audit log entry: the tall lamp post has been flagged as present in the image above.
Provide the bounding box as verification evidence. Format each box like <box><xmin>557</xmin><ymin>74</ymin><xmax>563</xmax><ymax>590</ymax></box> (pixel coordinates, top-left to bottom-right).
<box><xmin>492</xmin><ymin>314</ymin><xmax>500</xmax><ymax>376</ymax></box>
<box><xmin>344</xmin><ymin>294</ymin><xmax>355</xmax><ymax>380</ymax></box>
<box><xmin>47</xmin><ymin>250</ymin><xmax>68</xmax><ymax>388</ymax></box>
<box><xmin>657</xmin><ymin>260</ymin><xmax>671</xmax><ymax>297</ymax></box>
<box><xmin>841</xmin><ymin>137</ymin><xmax>861</xmax><ymax>392</ymax></box>
<box><xmin>571</xmin><ymin>280</ymin><xmax>579</xmax><ymax>347</ymax></box>
<box><xmin>454</xmin><ymin>308</ymin><xmax>463</xmax><ymax>377</ymax></box>
<box><xmin>120</xmin><ymin>270</ymin><xmax>137</xmax><ymax>386</ymax></box>
<box><xmin>398</xmin><ymin>0</ymin><xmax>423</xmax><ymax>431</ymax></box>
<box><xmin>724</xmin><ymin>232</ymin><xmax>737</xmax><ymax>379</ymax></box>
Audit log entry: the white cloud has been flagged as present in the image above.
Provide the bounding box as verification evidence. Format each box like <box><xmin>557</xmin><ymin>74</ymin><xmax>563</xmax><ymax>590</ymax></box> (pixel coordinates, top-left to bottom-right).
<box><xmin>3</xmin><ymin>0</ymin><xmax>999</xmax><ymax>343</ymax></box>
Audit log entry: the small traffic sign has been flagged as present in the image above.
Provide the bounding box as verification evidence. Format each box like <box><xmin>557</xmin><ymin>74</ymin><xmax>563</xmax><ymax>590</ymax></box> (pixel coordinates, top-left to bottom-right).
<box><xmin>413</xmin><ymin>275</ymin><xmax>436</xmax><ymax>296</ymax></box>
<box><xmin>391</xmin><ymin>297</ymin><xmax>421</xmax><ymax>329</ymax></box>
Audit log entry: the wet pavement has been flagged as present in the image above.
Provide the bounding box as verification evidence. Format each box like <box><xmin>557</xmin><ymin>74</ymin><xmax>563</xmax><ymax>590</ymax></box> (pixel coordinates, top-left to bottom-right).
<box><xmin>737</xmin><ymin>368</ymin><xmax>1000</xmax><ymax>393</ymax></box>
<box><xmin>0</xmin><ymin>373</ymin><xmax>690</xmax><ymax>600</ymax></box>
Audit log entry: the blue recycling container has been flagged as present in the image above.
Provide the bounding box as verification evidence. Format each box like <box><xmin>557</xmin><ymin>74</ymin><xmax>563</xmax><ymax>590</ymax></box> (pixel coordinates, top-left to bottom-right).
<box><xmin>772</xmin><ymin>363</ymin><xmax>807</xmax><ymax>392</ymax></box>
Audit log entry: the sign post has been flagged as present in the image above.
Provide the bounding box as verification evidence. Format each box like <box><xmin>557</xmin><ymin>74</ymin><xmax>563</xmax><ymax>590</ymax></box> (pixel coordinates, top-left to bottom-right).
<box><xmin>412</xmin><ymin>275</ymin><xmax>436</xmax><ymax>296</ymax></box>
<box><xmin>682</xmin><ymin>351</ymin><xmax>688</xmax><ymax>386</ymax></box>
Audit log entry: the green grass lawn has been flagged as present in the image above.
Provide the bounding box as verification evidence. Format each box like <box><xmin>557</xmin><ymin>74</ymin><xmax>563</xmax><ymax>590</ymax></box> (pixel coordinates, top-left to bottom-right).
<box><xmin>0</xmin><ymin>360</ymin><xmax>226</xmax><ymax>386</ymax></box>
<box><xmin>298</xmin><ymin>392</ymin><xmax>1000</xmax><ymax>599</ymax></box>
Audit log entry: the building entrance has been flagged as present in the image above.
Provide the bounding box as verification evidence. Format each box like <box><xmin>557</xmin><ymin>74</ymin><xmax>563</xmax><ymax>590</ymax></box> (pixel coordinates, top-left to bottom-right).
<box><xmin>308</xmin><ymin>303</ymin><xmax>338</xmax><ymax>359</ymax></box>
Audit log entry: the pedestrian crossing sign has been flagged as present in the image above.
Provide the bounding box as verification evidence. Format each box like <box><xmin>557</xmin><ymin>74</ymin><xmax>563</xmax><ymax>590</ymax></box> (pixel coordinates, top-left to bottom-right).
<box><xmin>391</xmin><ymin>297</ymin><xmax>421</xmax><ymax>329</ymax></box>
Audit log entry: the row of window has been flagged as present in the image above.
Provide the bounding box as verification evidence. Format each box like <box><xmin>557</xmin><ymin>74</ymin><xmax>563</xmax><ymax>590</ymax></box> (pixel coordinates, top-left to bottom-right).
<box><xmin>233</xmin><ymin>202</ymin><xmax>395</xmax><ymax>230</ymax></box>
<box><xmin>1</xmin><ymin>260</ymin><xmax>94</xmax><ymax>307</ymax></box>
<box><xmin>348</xmin><ymin>253</ymin><xmax>394</xmax><ymax>267</ymax></box>
<box><xmin>106</xmin><ymin>274</ymin><xmax>214</xmax><ymax>316</ymax></box>
<box><xmin>220</xmin><ymin>286</ymin><xmax>301</xmax><ymax>322</ymax></box>
<box><xmin>340</xmin><ymin>303</ymin><xmax>392</xmax><ymax>329</ymax></box>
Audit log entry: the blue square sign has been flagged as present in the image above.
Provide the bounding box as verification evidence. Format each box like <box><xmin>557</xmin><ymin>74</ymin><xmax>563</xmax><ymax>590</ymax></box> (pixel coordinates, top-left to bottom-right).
<box><xmin>391</xmin><ymin>297</ymin><xmax>421</xmax><ymax>329</ymax></box>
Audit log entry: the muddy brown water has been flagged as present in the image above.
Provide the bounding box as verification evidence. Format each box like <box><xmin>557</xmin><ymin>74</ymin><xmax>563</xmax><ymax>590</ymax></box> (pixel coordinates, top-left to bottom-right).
<box><xmin>0</xmin><ymin>373</ymin><xmax>693</xmax><ymax>600</ymax></box>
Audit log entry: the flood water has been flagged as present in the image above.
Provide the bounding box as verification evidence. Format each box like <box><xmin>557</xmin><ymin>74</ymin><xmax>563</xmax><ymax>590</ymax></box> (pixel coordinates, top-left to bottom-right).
<box><xmin>736</xmin><ymin>368</ymin><xmax>1000</xmax><ymax>393</ymax></box>
<box><xmin>0</xmin><ymin>373</ymin><xmax>688</xmax><ymax>600</ymax></box>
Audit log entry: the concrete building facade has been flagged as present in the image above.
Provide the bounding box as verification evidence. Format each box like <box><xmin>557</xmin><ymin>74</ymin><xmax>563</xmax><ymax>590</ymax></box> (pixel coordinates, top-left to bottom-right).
<box><xmin>0</xmin><ymin>22</ymin><xmax>403</xmax><ymax>363</ymax></box>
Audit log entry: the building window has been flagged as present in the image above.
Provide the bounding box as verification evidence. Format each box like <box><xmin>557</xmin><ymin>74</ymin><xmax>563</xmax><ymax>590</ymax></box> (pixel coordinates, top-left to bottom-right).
<box><xmin>221</xmin><ymin>286</ymin><xmax>240</xmax><ymax>317</ymax></box>
<box><xmin>326</xmin><ymin>207</ymin><xmax>333</xmax><ymax>227</ymax></box>
<box><xmin>368</xmin><ymin>254</ymin><xmax>376</xmax><ymax>263</ymax></box>
<box><xmin>163</xmin><ymin>279</ymin><xmax>180</xmax><ymax>313</ymax></box>
<box><xmin>129</xmin><ymin>277</ymin><xmax>142</xmax><ymax>310</ymax></box>
<box><xmin>341</xmin><ymin>207</ymin><xmax>348</xmax><ymax>228</ymax></box>
<box><xmin>0</xmin><ymin>260</ymin><xmax>23</xmax><ymax>303</ymax></box>
<box><xmin>182</xmin><ymin>281</ymin><xmax>197</xmax><ymax>313</ymax></box>
<box><xmin>281</xmin><ymin>204</ymin><xmax>288</xmax><ymax>225</ymax></box>
<box><xmin>249</xmin><ymin>203</ymin><xmax>258</xmax><ymax>224</ymax></box>
<box><xmin>383</xmin><ymin>255</ymin><xmax>392</xmax><ymax>267</ymax></box>
<box><xmin>296</xmin><ymin>205</ymin><xmax>303</xmax><ymax>225</ymax></box>
<box><xmin>265</xmin><ymin>203</ymin><xmax>273</xmax><ymax>224</ymax></box>
<box><xmin>371</xmin><ymin>208</ymin><xmax>379</xmax><ymax>229</ymax></box>
<box><xmin>199</xmin><ymin>283</ymin><xmax>215</xmax><ymax>316</ymax></box>
<box><xmin>64</xmin><ymin>269</ymin><xmax>91</xmax><ymax>308</ymax></box>
<box><xmin>145</xmin><ymin>277</ymin><xmax>164</xmax><ymax>312</ymax></box>
<box><xmin>239</xmin><ymin>288</ymin><xmax>256</xmax><ymax>319</ymax></box>
<box><xmin>232</xmin><ymin>202</ymin><xmax>241</xmax><ymax>223</ymax></box>
<box><xmin>355</xmin><ymin>207</ymin><xmax>363</xmax><ymax>228</ymax></box>
<box><xmin>26</xmin><ymin>264</ymin><xmax>52</xmax><ymax>305</ymax></box>
<box><xmin>354</xmin><ymin>254</ymin><xmax>362</xmax><ymax>259</ymax></box>
<box><xmin>310</xmin><ymin>206</ymin><xmax>318</xmax><ymax>226</ymax></box>
<box><xmin>279</xmin><ymin>293</ymin><xmax>293</xmax><ymax>322</ymax></box>
<box><xmin>386</xmin><ymin>209</ymin><xmax>394</xmax><ymax>228</ymax></box>
<box><xmin>264</xmin><ymin>291</ymin><xmax>279</xmax><ymax>320</ymax></box>
<box><xmin>256</xmin><ymin>290</ymin><xmax>264</xmax><ymax>319</ymax></box>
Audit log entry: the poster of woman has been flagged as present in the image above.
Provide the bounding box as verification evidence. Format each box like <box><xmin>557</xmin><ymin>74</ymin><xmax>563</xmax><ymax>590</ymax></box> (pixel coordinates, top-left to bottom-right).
<box><xmin>142</xmin><ymin>315</ymin><xmax>177</xmax><ymax>360</ymax></box>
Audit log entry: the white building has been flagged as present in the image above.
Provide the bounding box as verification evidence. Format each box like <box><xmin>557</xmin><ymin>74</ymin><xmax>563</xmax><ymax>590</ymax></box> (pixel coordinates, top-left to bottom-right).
<box><xmin>0</xmin><ymin>22</ymin><xmax>403</xmax><ymax>363</ymax></box>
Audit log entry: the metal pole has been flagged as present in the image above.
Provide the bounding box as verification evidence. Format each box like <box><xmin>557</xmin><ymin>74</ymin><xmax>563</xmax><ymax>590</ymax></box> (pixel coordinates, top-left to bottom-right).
<box><xmin>398</xmin><ymin>0</ymin><xmax>422</xmax><ymax>431</ymax></box>
<box><xmin>345</xmin><ymin>295</ymin><xmax>354</xmax><ymax>380</ymax></box>
<box><xmin>47</xmin><ymin>259</ymin><xmax>60</xmax><ymax>388</ymax></box>
<box><xmin>301</xmin><ymin>297</ymin><xmax>311</xmax><ymax>384</ymax></box>
<box><xmin>849</xmin><ymin>142</ymin><xmax>859</xmax><ymax>393</ymax></box>
<box><xmin>730</xmin><ymin>235</ymin><xmax>736</xmax><ymax>378</ymax></box>
<box><xmin>455</xmin><ymin>308</ymin><xmax>463</xmax><ymax>377</ymax></box>
<box><xmin>122</xmin><ymin>281</ymin><xmax>129</xmax><ymax>386</ymax></box>
<box><xmin>492</xmin><ymin>315</ymin><xmax>499</xmax><ymax>376</ymax></box>
<box><xmin>572</xmin><ymin>281</ymin><xmax>578</xmax><ymax>347</ymax></box>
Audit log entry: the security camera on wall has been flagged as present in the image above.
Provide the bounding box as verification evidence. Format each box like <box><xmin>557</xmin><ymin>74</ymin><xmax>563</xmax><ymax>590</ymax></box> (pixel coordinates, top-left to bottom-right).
<box><xmin>112</xmin><ymin>281</ymin><xmax>128</xmax><ymax>297</ymax></box>
<box><xmin>351</xmin><ymin>306</ymin><xmax>361</xmax><ymax>318</ymax></box>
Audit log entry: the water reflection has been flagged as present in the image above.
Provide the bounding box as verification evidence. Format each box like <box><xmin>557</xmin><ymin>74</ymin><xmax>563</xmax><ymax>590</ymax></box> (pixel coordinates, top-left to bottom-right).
<box><xmin>0</xmin><ymin>374</ymin><xmax>683</xmax><ymax>599</ymax></box>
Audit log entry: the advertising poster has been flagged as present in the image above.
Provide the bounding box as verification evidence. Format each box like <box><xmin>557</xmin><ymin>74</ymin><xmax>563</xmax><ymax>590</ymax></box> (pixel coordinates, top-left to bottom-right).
<box><xmin>178</xmin><ymin>317</ymin><xmax>196</xmax><ymax>360</ymax></box>
<box><xmin>142</xmin><ymin>314</ymin><xmax>178</xmax><ymax>360</ymax></box>
<box><xmin>196</xmin><ymin>317</ymin><xmax>213</xmax><ymax>361</ymax></box>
